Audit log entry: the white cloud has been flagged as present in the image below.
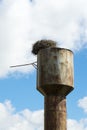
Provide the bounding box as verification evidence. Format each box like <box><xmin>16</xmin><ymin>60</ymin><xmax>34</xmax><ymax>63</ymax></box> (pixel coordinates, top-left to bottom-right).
<box><xmin>78</xmin><ymin>97</ymin><xmax>87</xmax><ymax>113</ymax></box>
<box><xmin>0</xmin><ymin>100</ymin><xmax>44</xmax><ymax>130</ymax></box>
<box><xmin>0</xmin><ymin>0</ymin><xmax>87</xmax><ymax>77</ymax></box>
<box><xmin>67</xmin><ymin>119</ymin><xmax>87</xmax><ymax>130</ymax></box>
<box><xmin>0</xmin><ymin>100</ymin><xmax>87</xmax><ymax>130</ymax></box>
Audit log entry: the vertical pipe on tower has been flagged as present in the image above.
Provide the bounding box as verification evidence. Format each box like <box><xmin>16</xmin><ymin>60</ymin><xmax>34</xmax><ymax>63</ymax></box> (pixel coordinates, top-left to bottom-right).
<box><xmin>45</xmin><ymin>96</ymin><xmax>66</xmax><ymax>130</ymax></box>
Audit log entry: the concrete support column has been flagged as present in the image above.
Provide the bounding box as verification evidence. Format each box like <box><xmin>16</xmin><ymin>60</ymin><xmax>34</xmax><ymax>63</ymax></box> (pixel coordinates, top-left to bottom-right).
<box><xmin>44</xmin><ymin>95</ymin><xmax>67</xmax><ymax>130</ymax></box>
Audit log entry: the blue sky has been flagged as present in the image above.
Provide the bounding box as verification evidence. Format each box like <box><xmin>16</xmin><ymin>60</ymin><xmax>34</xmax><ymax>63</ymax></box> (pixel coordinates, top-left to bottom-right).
<box><xmin>0</xmin><ymin>71</ymin><xmax>44</xmax><ymax>111</ymax></box>
<box><xmin>0</xmin><ymin>0</ymin><xmax>87</xmax><ymax>130</ymax></box>
<box><xmin>67</xmin><ymin>48</ymin><xmax>87</xmax><ymax>120</ymax></box>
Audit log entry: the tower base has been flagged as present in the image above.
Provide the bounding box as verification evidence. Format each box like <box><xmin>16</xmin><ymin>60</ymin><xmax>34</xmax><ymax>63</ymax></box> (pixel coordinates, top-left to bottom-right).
<box><xmin>44</xmin><ymin>95</ymin><xmax>67</xmax><ymax>130</ymax></box>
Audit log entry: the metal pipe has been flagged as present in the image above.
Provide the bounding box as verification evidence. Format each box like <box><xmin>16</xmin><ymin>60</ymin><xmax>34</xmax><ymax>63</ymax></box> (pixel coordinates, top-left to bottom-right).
<box><xmin>44</xmin><ymin>95</ymin><xmax>66</xmax><ymax>130</ymax></box>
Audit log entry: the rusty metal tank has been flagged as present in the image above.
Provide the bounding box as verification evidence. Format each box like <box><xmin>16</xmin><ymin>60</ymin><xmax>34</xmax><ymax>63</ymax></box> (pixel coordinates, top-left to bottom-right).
<box><xmin>37</xmin><ymin>47</ymin><xmax>74</xmax><ymax>96</ymax></box>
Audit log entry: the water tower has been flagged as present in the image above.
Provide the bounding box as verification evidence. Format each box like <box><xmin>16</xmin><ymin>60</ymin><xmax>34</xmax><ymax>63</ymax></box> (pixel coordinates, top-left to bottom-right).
<box><xmin>32</xmin><ymin>40</ymin><xmax>74</xmax><ymax>130</ymax></box>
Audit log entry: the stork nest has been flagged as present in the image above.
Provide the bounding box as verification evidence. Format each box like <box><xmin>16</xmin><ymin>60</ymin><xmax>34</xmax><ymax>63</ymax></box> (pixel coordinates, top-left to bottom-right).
<box><xmin>32</xmin><ymin>40</ymin><xmax>57</xmax><ymax>55</ymax></box>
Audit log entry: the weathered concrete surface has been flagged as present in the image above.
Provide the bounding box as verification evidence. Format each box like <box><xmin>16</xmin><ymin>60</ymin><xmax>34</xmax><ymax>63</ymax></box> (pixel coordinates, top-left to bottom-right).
<box><xmin>44</xmin><ymin>95</ymin><xmax>66</xmax><ymax>130</ymax></box>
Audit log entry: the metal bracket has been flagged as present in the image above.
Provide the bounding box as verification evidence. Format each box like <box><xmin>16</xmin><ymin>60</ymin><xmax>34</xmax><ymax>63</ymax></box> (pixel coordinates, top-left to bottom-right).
<box><xmin>10</xmin><ymin>61</ymin><xmax>37</xmax><ymax>69</ymax></box>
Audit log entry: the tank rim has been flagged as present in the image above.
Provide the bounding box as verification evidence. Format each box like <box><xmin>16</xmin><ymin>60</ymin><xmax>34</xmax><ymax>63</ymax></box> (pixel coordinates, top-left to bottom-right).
<box><xmin>38</xmin><ymin>47</ymin><xmax>74</xmax><ymax>54</ymax></box>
